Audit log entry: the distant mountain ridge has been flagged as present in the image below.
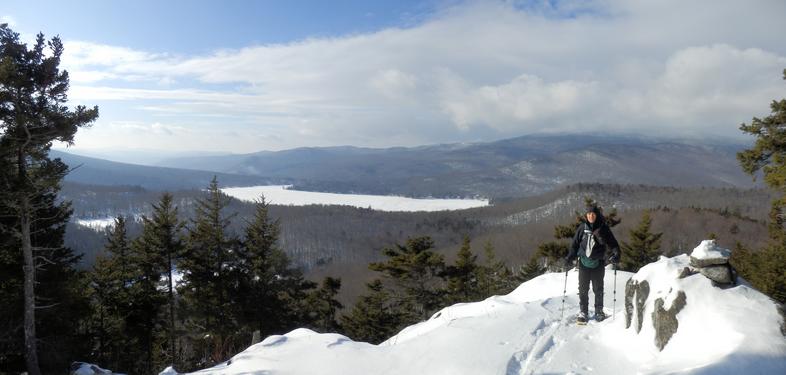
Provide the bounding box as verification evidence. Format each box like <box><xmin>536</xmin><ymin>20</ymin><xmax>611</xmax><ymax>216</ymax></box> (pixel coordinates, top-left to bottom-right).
<box><xmin>153</xmin><ymin>134</ymin><xmax>756</xmax><ymax>198</ymax></box>
<box><xmin>51</xmin><ymin>150</ymin><xmax>280</xmax><ymax>190</ymax></box>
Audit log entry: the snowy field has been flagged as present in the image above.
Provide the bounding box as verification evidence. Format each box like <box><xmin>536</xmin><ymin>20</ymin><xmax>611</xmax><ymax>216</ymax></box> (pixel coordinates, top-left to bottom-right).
<box><xmin>221</xmin><ymin>185</ymin><xmax>489</xmax><ymax>212</ymax></box>
<box><xmin>178</xmin><ymin>248</ymin><xmax>786</xmax><ymax>375</ymax></box>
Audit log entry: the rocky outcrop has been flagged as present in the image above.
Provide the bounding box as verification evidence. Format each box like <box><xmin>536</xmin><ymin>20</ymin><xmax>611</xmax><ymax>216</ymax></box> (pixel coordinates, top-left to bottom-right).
<box><xmin>625</xmin><ymin>279</ymin><xmax>635</xmax><ymax>329</ymax></box>
<box><xmin>624</xmin><ymin>279</ymin><xmax>650</xmax><ymax>333</ymax></box>
<box><xmin>652</xmin><ymin>291</ymin><xmax>687</xmax><ymax>351</ymax></box>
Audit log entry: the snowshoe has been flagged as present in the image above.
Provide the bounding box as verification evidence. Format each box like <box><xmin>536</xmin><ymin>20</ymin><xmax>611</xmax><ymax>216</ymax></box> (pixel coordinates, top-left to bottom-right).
<box><xmin>595</xmin><ymin>311</ymin><xmax>606</xmax><ymax>322</ymax></box>
<box><xmin>576</xmin><ymin>312</ymin><xmax>588</xmax><ymax>325</ymax></box>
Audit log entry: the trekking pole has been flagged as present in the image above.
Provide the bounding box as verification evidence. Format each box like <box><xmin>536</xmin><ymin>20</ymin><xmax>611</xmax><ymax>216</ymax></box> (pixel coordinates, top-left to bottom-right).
<box><xmin>612</xmin><ymin>266</ymin><xmax>617</xmax><ymax>321</ymax></box>
<box><xmin>560</xmin><ymin>266</ymin><xmax>569</xmax><ymax>321</ymax></box>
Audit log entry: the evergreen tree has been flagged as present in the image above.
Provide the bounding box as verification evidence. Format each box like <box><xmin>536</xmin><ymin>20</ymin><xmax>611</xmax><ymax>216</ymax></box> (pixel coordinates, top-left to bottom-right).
<box><xmin>237</xmin><ymin>196</ymin><xmax>318</xmax><ymax>340</ymax></box>
<box><xmin>0</xmin><ymin>24</ymin><xmax>98</xmax><ymax>374</ymax></box>
<box><xmin>369</xmin><ymin>236</ymin><xmax>446</xmax><ymax>320</ymax></box>
<box><xmin>238</xmin><ymin>196</ymin><xmax>288</xmax><ymax>336</ymax></box>
<box><xmin>305</xmin><ymin>277</ymin><xmax>343</xmax><ymax>333</ymax></box>
<box><xmin>135</xmin><ymin>193</ymin><xmax>184</xmax><ymax>367</ymax></box>
<box><xmin>535</xmin><ymin>241</ymin><xmax>570</xmax><ymax>272</ymax></box>
<box><xmin>179</xmin><ymin>177</ymin><xmax>242</xmax><ymax>367</ymax></box>
<box><xmin>90</xmin><ymin>217</ymin><xmax>135</xmax><ymax>372</ymax></box>
<box><xmin>445</xmin><ymin>235</ymin><xmax>482</xmax><ymax>303</ymax></box>
<box><xmin>619</xmin><ymin>210</ymin><xmax>663</xmax><ymax>272</ymax></box>
<box><xmin>0</xmin><ymin>186</ymin><xmax>91</xmax><ymax>372</ymax></box>
<box><xmin>127</xmin><ymin>225</ymin><xmax>168</xmax><ymax>374</ymax></box>
<box><xmin>477</xmin><ymin>240</ymin><xmax>515</xmax><ymax>297</ymax></box>
<box><xmin>516</xmin><ymin>256</ymin><xmax>546</xmax><ymax>283</ymax></box>
<box><xmin>735</xmin><ymin>68</ymin><xmax>786</xmax><ymax>303</ymax></box>
<box><xmin>340</xmin><ymin>279</ymin><xmax>415</xmax><ymax>344</ymax></box>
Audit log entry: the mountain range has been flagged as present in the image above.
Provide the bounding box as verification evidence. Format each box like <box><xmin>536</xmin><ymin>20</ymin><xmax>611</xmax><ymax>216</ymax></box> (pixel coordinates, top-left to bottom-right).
<box><xmin>58</xmin><ymin>134</ymin><xmax>756</xmax><ymax>198</ymax></box>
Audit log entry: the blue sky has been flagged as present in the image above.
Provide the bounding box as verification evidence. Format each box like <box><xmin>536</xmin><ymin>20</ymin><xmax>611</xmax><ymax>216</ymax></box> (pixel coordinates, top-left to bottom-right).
<box><xmin>3</xmin><ymin>0</ymin><xmax>786</xmax><ymax>158</ymax></box>
<box><xmin>4</xmin><ymin>0</ymin><xmax>444</xmax><ymax>54</ymax></box>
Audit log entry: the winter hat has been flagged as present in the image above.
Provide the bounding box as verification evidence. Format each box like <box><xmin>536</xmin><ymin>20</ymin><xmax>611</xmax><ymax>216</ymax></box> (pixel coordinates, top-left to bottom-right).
<box><xmin>585</xmin><ymin>205</ymin><xmax>599</xmax><ymax>214</ymax></box>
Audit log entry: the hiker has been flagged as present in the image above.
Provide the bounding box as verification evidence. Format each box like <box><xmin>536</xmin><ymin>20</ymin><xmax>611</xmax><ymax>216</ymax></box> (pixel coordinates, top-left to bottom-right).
<box><xmin>564</xmin><ymin>204</ymin><xmax>620</xmax><ymax>323</ymax></box>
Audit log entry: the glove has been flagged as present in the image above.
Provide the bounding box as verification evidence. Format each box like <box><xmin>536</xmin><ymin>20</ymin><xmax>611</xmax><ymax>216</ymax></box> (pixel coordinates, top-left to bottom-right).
<box><xmin>608</xmin><ymin>250</ymin><xmax>620</xmax><ymax>265</ymax></box>
<box><xmin>563</xmin><ymin>257</ymin><xmax>573</xmax><ymax>270</ymax></box>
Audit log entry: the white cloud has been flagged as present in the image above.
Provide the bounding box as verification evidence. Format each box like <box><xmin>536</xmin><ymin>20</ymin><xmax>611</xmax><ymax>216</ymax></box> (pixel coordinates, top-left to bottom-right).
<box><xmin>438</xmin><ymin>72</ymin><xmax>600</xmax><ymax>131</ymax></box>
<box><xmin>369</xmin><ymin>69</ymin><xmax>418</xmax><ymax>100</ymax></box>
<box><xmin>59</xmin><ymin>0</ymin><xmax>786</xmax><ymax>152</ymax></box>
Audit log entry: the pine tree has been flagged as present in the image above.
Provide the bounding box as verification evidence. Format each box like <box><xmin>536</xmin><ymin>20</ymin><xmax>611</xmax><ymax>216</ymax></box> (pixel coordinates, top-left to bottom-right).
<box><xmin>619</xmin><ymin>210</ymin><xmax>663</xmax><ymax>272</ymax></box>
<box><xmin>477</xmin><ymin>240</ymin><xmax>515</xmax><ymax>297</ymax></box>
<box><xmin>237</xmin><ymin>196</ymin><xmax>317</xmax><ymax>339</ymax></box>
<box><xmin>238</xmin><ymin>196</ymin><xmax>286</xmax><ymax>335</ymax></box>
<box><xmin>0</xmin><ymin>24</ymin><xmax>98</xmax><ymax>374</ymax></box>
<box><xmin>369</xmin><ymin>236</ymin><xmax>446</xmax><ymax>320</ymax></box>
<box><xmin>179</xmin><ymin>177</ymin><xmax>242</xmax><ymax>367</ymax></box>
<box><xmin>0</xmin><ymin>186</ymin><xmax>91</xmax><ymax>372</ymax></box>
<box><xmin>90</xmin><ymin>217</ymin><xmax>135</xmax><ymax>371</ymax></box>
<box><xmin>127</xmin><ymin>225</ymin><xmax>169</xmax><ymax>374</ymax></box>
<box><xmin>305</xmin><ymin>277</ymin><xmax>343</xmax><ymax>333</ymax></box>
<box><xmin>340</xmin><ymin>279</ymin><xmax>415</xmax><ymax>344</ymax></box>
<box><xmin>135</xmin><ymin>193</ymin><xmax>184</xmax><ymax>368</ymax></box>
<box><xmin>535</xmin><ymin>241</ymin><xmax>570</xmax><ymax>272</ymax></box>
<box><xmin>445</xmin><ymin>235</ymin><xmax>482</xmax><ymax>303</ymax></box>
<box><xmin>516</xmin><ymin>256</ymin><xmax>546</xmax><ymax>283</ymax></box>
<box><xmin>735</xmin><ymin>68</ymin><xmax>786</xmax><ymax>303</ymax></box>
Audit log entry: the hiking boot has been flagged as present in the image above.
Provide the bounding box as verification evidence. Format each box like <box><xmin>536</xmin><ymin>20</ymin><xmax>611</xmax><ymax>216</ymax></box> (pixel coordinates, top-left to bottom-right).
<box><xmin>577</xmin><ymin>312</ymin><xmax>588</xmax><ymax>324</ymax></box>
<box><xmin>595</xmin><ymin>311</ymin><xmax>606</xmax><ymax>322</ymax></box>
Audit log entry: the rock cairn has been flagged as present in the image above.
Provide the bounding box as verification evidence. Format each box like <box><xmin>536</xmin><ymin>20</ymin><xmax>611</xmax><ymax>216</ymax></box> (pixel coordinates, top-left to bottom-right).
<box><xmin>689</xmin><ymin>240</ymin><xmax>736</xmax><ymax>286</ymax></box>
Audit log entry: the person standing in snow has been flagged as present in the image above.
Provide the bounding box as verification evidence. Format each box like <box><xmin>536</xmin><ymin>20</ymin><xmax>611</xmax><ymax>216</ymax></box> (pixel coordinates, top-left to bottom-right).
<box><xmin>564</xmin><ymin>205</ymin><xmax>620</xmax><ymax>323</ymax></box>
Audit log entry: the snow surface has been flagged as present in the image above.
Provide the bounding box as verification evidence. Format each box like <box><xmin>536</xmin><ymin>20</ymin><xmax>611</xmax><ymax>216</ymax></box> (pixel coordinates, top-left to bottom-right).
<box><xmin>177</xmin><ymin>247</ymin><xmax>786</xmax><ymax>375</ymax></box>
<box><xmin>690</xmin><ymin>239</ymin><xmax>731</xmax><ymax>260</ymax></box>
<box><xmin>220</xmin><ymin>185</ymin><xmax>489</xmax><ymax>212</ymax></box>
<box><xmin>75</xmin><ymin>217</ymin><xmax>117</xmax><ymax>230</ymax></box>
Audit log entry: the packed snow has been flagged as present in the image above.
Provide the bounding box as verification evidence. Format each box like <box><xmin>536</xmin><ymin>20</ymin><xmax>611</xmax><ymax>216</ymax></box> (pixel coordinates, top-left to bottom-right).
<box><xmin>220</xmin><ymin>185</ymin><xmax>489</xmax><ymax>212</ymax></box>
<box><xmin>171</xmin><ymin>241</ymin><xmax>786</xmax><ymax>375</ymax></box>
<box><xmin>690</xmin><ymin>239</ymin><xmax>731</xmax><ymax>260</ymax></box>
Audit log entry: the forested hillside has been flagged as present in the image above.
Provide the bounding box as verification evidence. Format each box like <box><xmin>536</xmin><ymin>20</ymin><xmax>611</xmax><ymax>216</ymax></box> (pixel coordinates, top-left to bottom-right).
<box><xmin>63</xmin><ymin>182</ymin><xmax>771</xmax><ymax>306</ymax></box>
<box><xmin>154</xmin><ymin>135</ymin><xmax>756</xmax><ymax>198</ymax></box>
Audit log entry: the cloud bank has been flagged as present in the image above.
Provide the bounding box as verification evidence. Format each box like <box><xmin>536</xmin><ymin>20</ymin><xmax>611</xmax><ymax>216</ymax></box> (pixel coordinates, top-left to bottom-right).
<box><xmin>58</xmin><ymin>0</ymin><xmax>786</xmax><ymax>152</ymax></box>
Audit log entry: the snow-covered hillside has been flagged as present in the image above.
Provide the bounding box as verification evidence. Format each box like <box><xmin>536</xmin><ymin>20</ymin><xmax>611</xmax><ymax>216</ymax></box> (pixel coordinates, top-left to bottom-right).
<box><xmin>168</xmin><ymin>241</ymin><xmax>785</xmax><ymax>375</ymax></box>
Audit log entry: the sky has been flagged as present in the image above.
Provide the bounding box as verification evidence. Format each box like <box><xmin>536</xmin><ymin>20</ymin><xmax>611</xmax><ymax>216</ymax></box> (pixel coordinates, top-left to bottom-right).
<box><xmin>3</xmin><ymin>0</ymin><xmax>786</xmax><ymax>156</ymax></box>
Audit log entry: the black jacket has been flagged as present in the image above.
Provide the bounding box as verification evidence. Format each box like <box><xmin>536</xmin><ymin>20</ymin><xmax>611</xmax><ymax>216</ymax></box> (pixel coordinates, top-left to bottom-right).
<box><xmin>566</xmin><ymin>216</ymin><xmax>619</xmax><ymax>265</ymax></box>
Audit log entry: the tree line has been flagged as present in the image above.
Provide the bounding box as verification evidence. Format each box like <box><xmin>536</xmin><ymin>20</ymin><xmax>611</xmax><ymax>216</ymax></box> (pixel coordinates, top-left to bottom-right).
<box><xmin>86</xmin><ymin>178</ymin><xmax>342</xmax><ymax>373</ymax></box>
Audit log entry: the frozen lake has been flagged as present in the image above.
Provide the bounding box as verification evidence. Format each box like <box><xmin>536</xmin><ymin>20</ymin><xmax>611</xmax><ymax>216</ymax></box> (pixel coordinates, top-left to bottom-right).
<box><xmin>221</xmin><ymin>185</ymin><xmax>489</xmax><ymax>212</ymax></box>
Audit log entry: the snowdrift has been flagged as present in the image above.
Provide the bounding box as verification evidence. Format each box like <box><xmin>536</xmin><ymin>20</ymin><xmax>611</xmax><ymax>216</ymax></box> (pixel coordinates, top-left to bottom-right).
<box><xmin>172</xmin><ymin>243</ymin><xmax>785</xmax><ymax>375</ymax></box>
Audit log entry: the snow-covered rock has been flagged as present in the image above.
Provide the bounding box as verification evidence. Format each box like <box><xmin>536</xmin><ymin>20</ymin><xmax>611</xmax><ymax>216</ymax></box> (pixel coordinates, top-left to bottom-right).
<box><xmin>689</xmin><ymin>240</ymin><xmax>736</xmax><ymax>285</ymax></box>
<box><xmin>180</xmin><ymin>251</ymin><xmax>786</xmax><ymax>374</ymax></box>
<box><xmin>690</xmin><ymin>239</ymin><xmax>731</xmax><ymax>267</ymax></box>
<box><xmin>70</xmin><ymin>362</ymin><xmax>120</xmax><ymax>375</ymax></box>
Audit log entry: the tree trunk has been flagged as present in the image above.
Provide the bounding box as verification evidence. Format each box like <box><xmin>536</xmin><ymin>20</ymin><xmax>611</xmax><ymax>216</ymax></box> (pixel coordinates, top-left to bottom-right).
<box><xmin>21</xmin><ymin>195</ymin><xmax>41</xmax><ymax>375</ymax></box>
<box><xmin>168</xmin><ymin>252</ymin><xmax>176</xmax><ymax>366</ymax></box>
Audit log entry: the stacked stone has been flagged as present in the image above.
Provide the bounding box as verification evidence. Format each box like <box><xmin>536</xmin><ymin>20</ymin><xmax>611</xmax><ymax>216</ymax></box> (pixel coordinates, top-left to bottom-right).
<box><xmin>689</xmin><ymin>240</ymin><xmax>735</xmax><ymax>286</ymax></box>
